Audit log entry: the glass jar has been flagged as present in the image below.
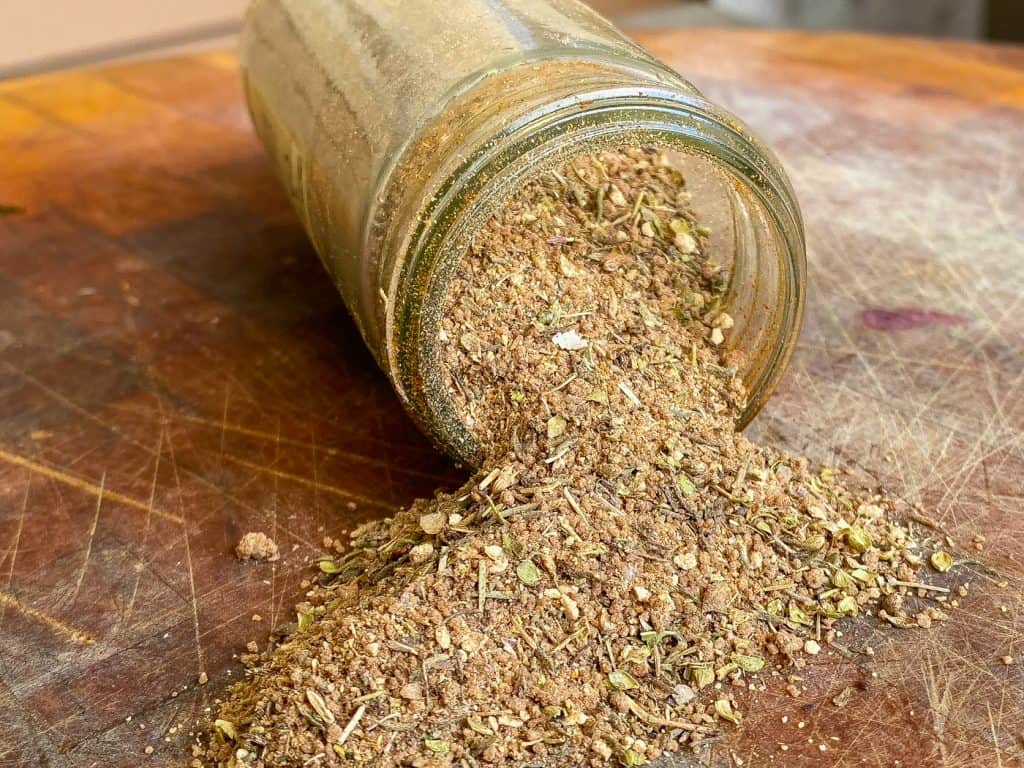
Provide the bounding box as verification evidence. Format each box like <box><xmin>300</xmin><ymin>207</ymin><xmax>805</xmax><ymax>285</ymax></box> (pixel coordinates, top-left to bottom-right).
<box><xmin>240</xmin><ymin>0</ymin><xmax>806</xmax><ymax>466</ymax></box>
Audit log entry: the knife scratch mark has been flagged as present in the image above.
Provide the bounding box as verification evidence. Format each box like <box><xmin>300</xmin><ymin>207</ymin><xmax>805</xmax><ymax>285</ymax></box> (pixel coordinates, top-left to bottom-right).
<box><xmin>0</xmin><ymin>448</ymin><xmax>183</xmax><ymax>524</ymax></box>
<box><xmin>2</xmin><ymin>362</ymin><xmax>318</xmax><ymax>544</ymax></box>
<box><xmin>122</xmin><ymin>429</ymin><xmax>163</xmax><ymax>630</ymax></box>
<box><xmin>0</xmin><ymin>479</ymin><xmax>30</xmax><ymax>630</ymax></box>
<box><xmin>986</xmin><ymin>701</ymin><xmax>1004</xmax><ymax>768</ymax></box>
<box><xmin>219</xmin><ymin>453</ymin><xmax>399</xmax><ymax>512</ymax></box>
<box><xmin>0</xmin><ymin>590</ymin><xmax>94</xmax><ymax>645</ymax></box>
<box><xmin>155</xmin><ymin>394</ymin><xmax>205</xmax><ymax>678</ymax></box>
<box><xmin>180</xmin><ymin>413</ymin><xmax>453</xmax><ymax>484</ymax></box>
<box><xmin>219</xmin><ymin>382</ymin><xmax>231</xmax><ymax>455</ymax></box>
<box><xmin>68</xmin><ymin>472</ymin><xmax>104</xmax><ymax>608</ymax></box>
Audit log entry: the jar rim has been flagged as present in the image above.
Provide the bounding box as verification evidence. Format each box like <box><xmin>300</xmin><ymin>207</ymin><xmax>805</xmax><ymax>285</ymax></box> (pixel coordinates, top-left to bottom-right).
<box><xmin>389</xmin><ymin>86</ymin><xmax>806</xmax><ymax>466</ymax></box>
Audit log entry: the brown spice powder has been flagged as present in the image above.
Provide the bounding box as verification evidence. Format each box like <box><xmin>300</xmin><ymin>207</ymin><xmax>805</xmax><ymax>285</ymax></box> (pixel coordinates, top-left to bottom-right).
<box><xmin>199</xmin><ymin>148</ymin><xmax>957</xmax><ymax>767</ymax></box>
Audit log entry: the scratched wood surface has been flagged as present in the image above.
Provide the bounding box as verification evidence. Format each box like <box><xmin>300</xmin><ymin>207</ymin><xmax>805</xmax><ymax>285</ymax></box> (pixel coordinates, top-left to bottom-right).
<box><xmin>0</xmin><ymin>30</ymin><xmax>1022</xmax><ymax>768</ymax></box>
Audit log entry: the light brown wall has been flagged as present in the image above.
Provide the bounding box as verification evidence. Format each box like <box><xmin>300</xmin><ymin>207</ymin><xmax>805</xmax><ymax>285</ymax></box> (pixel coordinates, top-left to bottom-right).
<box><xmin>1</xmin><ymin>0</ymin><xmax>246</xmax><ymax>77</ymax></box>
<box><xmin>0</xmin><ymin>0</ymin><xmax>683</xmax><ymax>79</ymax></box>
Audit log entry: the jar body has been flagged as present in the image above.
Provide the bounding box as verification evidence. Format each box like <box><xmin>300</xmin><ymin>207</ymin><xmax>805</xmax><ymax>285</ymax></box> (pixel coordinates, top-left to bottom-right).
<box><xmin>240</xmin><ymin>0</ymin><xmax>806</xmax><ymax>465</ymax></box>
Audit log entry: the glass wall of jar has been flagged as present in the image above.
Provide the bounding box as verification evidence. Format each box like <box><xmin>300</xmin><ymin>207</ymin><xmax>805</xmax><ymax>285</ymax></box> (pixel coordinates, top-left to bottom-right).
<box><xmin>240</xmin><ymin>0</ymin><xmax>806</xmax><ymax>466</ymax></box>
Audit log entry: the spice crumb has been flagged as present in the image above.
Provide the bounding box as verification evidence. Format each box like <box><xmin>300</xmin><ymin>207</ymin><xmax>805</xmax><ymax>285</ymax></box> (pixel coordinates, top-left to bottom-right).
<box><xmin>234</xmin><ymin>532</ymin><xmax>279</xmax><ymax>562</ymax></box>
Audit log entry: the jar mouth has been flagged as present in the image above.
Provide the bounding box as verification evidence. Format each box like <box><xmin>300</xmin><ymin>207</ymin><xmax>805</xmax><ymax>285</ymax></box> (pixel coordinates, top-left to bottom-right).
<box><xmin>389</xmin><ymin>88</ymin><xmax>806</xmax><ymax>467</ymax></box>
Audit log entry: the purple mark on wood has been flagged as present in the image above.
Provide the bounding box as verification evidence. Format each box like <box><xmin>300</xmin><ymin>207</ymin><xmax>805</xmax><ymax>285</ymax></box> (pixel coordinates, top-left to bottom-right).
<box><xmin>860</xmin><ymin>307</ymin><xmax>968</xmax><ymax>332</ymax></box>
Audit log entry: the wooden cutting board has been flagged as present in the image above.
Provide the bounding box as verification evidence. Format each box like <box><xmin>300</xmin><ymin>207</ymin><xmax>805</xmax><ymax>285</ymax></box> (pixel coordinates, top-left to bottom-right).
<box><xmin>0</xmin><ymin>30</ymin><xmax>1022</xmax><ymax>768</ymax></box>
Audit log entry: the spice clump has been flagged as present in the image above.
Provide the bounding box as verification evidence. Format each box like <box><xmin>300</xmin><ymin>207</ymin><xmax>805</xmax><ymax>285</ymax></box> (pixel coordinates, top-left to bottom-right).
<box><xmin>235</xmin><ymin>531</ymin><xmax>280</xmax><ymax>563</ymax></box>
<box><xmin>200</xmin><ymin>148</ymin><xmax>955</xmax><ymax>767</ymax></box>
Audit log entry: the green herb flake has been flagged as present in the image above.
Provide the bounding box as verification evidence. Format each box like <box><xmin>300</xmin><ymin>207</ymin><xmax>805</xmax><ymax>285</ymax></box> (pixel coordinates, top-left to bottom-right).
<box><xmin>850</xmin><ymin>567</ymin><xmax>874</xmax><ymax>584</ymax></box>
<box><xmin>801</xmin><ymin>534</ymin><xmax>826</xmax><ymax>552</ymax></box>
<box><xmin>690</xmin><ymin>665</ymin><xmax>714</xmax><ymax>690</ymax></box>
<box><xmin>831</xmin><ymin>569</ymin><xmax>853</xmax><ymax>589</ymax></box>
<box><xmin>714</xmin><ymin>698</ymin><xmax>741</xmax><ymax>724</ymax></box>
<box><xmin>640</xmin><ymin>629</ymin><xmax>677</xmax><ymax>647</ymax></box>
<box><xmin>502</xmin><ymin>532</ymin><xmax>524</xmax><ymax>559</ymax></box>
<box><xmin>546</xmin><ymin>415</ymin><xmax>567</xmax><ymax>440</ymax></box>
<box><xmin>676</xmin><ymin>476</ymin><xmax>696</xmax><ymax>497</ymax></box>
<box><xmin>930</xmin><ymin>551</ymin><xmax>954</xmax><ymax>573</ymax></box>
<box><xmin>606</xmin><ymin>670</ymin><xmax>639</xmax><ymax>690</ymax></box>
<box><xmin>516</xmin><ymin>559</ymin><xmax>541</xmax><ymax>586</ymax></box>
<box><xmin>214</xmin><ymin>719</ymin><xmax>237</xmax><ymax>741</ymax></box>
<box><xmin>836</xmin><ymin>595</ymin><xmax>860</xmax><ymax>615</ymax></box>
<box><xmin>424</xmin><ymin>738</ymin><xmax>449</xmax><ymax>754</ymax></box>
<box><xmin>731</xmin><ymin>653</ymin><xmax>765</xmax><ymax>673</ymax></box>
<box><xmin>319</xmin><ymin>558</ymin><xmax>343</xmax><ymax>574</ymax></box>
<box><xmin>715</xmin><ymin>662</ymin><xmax>738</xmax><ymax>680</ymax></box>
<box><xmin>844</xmin><ymin>526</ymin><xmax>873</xmax><ymax>554</ymax></box>
<box><xmin>788</xmin><ymin>602</ymin><xmax>813</xmax><ymax>626</ymax></box>
<box><xmin>620</xmin><ymin>747</ymin><xmax>647</xmax><ymax>766</ymax></box>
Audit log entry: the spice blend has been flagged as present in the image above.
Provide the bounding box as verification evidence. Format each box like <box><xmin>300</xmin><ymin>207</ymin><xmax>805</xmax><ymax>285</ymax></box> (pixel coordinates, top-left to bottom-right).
<box><xmin>200</xmin><ymin>148</ymin><xmax>957</xmax><ymax>767</ymax></box>
<box><xmin>236</xmin><ymin>532</ymin><xmax>281</xmax><ymax>563</ymax></box>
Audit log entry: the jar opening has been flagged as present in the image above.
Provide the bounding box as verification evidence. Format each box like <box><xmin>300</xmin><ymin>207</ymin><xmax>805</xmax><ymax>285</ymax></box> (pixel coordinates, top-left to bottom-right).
<box><xmin>389</xmin><ymin>90</ymin><xmax>805</xmax><ymax>466</ymax></box>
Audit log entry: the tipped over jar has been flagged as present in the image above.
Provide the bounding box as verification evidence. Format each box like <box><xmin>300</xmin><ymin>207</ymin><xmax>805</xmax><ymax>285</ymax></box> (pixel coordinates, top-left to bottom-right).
<box><xmin>240</xmin><ymin>0</ymin><xmax>806</xmax><ymax>467</ymax></box>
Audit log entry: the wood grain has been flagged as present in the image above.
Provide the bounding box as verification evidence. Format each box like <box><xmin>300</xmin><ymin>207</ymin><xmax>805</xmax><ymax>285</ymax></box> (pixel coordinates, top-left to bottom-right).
<box><xmin>0</xmin><ymin>30</ymin><xmax>1022</xmax><ymax>768</ymax></box>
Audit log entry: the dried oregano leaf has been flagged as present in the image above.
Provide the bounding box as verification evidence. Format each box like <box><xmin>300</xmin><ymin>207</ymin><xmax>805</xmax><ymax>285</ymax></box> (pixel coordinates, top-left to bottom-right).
<box><xmin>844</xmin><ymin>526</ymin><xmax>872</xmax><ymax>553</ymax></box>
<box><xmin>424</xmin><ymin>738</ymin><xmax>449</xmax><ymax>754</ymax></box>
<box><xmin>731</xmin><ymin>653</ymin><xmax>765</xmax><ymax>673</ymax></box>
<box><xmin>546</xmin><ymin>415</ymin><xmax>567</xmax><ymax>440</ymax></box>
<box><xmin>607</xmin><ymin>670</ymin><xmax>639</xmax><ymax>690</ymax></box>
<box><xmin>930</xmin><ymin>551</ymin><xmax>954</xmax><ymax>572</ymax></box>
<box><xmin>690</xmin><ymin>666</ymin><xmax>714</xmax><ymax>690</ymax></box>
<box><xmin>214</xmin><ymin>719</ymin><xmax>237</xmax><ymax>741</ymax></box>
<box><xmin>714</xmin><ymin>698</ymin><xmax>741</xmax><ymax>724</ymax></box>
<box><xmin>515</xmin><ymin>559</ymin><xmax>541</xmax><ymax>586</ymax></box>
<box><xmin>319</xmin><ymin>558</ymin><xmax>343</xmax><ymax>574</ymax></box>
<box><xmin>788</xmin><ymin>602</ymin><xmax>812</xmax><ymax>626</ymax></box>
<box><xmin>676</xmin><ymin>475</ymin><xmax>696</xmax><ymax>497</ymax></box>
<box><xmin>620</xmin><ymin>748</ymin><xmax>647</xmax><ymax>766</ymax></box>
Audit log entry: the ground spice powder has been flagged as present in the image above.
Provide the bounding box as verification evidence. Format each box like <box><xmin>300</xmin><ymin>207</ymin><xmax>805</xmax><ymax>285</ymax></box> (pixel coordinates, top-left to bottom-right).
<box><xmin>199</xmin><ymin>148</ymin><xmax>958</xmax><ymax>767</ymax></box>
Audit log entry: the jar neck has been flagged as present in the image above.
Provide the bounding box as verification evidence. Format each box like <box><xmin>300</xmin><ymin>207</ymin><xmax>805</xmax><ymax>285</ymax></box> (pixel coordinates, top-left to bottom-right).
<box><xmin>384</xmin><ymin>66</ymin><xmax>805</xmax><ymax>466</ymax></box>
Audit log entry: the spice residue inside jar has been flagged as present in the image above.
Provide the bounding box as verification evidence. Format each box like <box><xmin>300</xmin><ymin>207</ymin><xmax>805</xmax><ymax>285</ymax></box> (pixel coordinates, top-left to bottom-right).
<box><xmin>197</xmin><ymin>148</ymin><xmax>961</xmax><ymax>767</ymax></box>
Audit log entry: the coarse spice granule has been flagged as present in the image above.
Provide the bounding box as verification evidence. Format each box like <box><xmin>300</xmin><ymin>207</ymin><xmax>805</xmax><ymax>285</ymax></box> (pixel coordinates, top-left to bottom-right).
<box><xmin>235</xmin><ymin>532</ymin><xmax>280</xmax><ymax>563</ymax></box>
<box><xmin>198</xmin><ymin>147</ymin><xmax>960</xmax><ymax>767</ymax></box>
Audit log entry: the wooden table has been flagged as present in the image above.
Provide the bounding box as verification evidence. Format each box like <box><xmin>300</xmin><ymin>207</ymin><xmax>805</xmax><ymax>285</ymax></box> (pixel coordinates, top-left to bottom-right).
<box><xmin>1</xmin><ymin>30</ymin><xmax>1022</xmax><ymax>768</ymax></box>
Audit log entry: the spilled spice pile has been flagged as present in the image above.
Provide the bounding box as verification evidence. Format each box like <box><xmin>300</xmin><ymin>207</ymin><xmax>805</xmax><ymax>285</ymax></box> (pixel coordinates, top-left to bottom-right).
<box><xmin>199</xmin><ymin>148</ymin><xmax>958</xmax><ymax>767</ymax></box>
